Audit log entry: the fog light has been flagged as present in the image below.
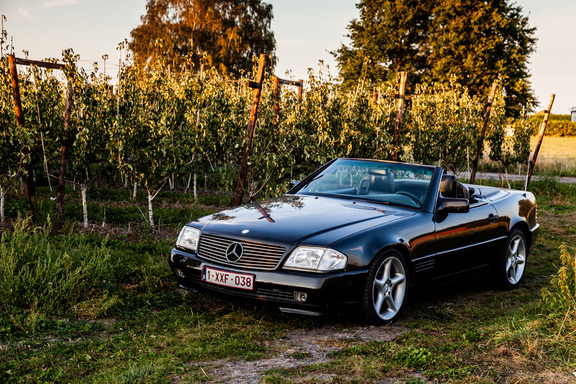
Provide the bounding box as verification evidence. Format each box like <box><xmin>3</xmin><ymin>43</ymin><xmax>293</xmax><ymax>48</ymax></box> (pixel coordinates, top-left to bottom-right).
<box><xmin>294</xmin><ymin>291</ymin><xmax>307</xmax><ymax>302</ymax></box>
<box><xmin>175</xmin><ymin>268</ymin><xmax>185</xmax><ymax>278</ymax></box>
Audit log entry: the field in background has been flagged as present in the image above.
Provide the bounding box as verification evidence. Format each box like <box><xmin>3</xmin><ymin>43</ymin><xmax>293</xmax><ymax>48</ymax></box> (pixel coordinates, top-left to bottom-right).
<box><xmin>528</xmin><ymin>136</ymin><xmax>576</xmax><ymax>177</ymax></box>
<box><xmin>530</xmin><ymin>136</ymin><xmax>576</xmax><ymax>160</ymax></box>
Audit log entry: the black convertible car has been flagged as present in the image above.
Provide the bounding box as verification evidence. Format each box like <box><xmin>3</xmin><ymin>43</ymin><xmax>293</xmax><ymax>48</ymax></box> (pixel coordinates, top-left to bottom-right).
<box><xmin>169</xmin><ymin>158</ymin><xmax>539</xmax><ymax>324</ymax></box>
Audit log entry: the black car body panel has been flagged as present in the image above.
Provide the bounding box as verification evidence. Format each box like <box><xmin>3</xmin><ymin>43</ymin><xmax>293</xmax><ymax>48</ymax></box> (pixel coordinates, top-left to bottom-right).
<box><xmin>169</xmin><ymin>158</ymin><xmax>539</xmax><ymax>318</ymax></box>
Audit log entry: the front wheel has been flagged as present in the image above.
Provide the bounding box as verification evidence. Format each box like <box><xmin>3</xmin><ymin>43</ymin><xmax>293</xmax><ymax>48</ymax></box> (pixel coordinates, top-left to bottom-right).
<box><xmin>361</xmin><ymin>250</ymin><xmax>409</xmax><ymax>325</ymax></box>
<box><xmin>496</xmin><ymin>229</ymin><xmax>527</xmax><ymax>289</ymax></box>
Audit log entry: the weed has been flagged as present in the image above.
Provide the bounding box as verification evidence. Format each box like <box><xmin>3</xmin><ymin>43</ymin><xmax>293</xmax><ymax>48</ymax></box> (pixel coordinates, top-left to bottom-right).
<box><xmin>0</xmin><ymin>217</ymin><xmax>118</xmax><ymax>329</ymax></box>
<box><xmin>542</xmin><ymin>244</ymin><xmax>576</xmax><ymax>312</ymax></box>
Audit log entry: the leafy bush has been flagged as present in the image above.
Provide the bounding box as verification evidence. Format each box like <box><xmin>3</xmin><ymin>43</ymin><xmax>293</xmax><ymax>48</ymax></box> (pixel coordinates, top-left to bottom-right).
<box><xmin>494</xmin><ymin>244</ymin><xmax>576</xmax><ymax>365</ymax></box>
<box><xmin>0</xmin><ymin>217</ymin><xmax>118</xmax><ymax>328</ymax></box>
<box><xmin>542</xmin><ymin>244</ymin><xmax>576</xmax><ymax>313</ymax></box>
<box><xmin>529</xmin><ymin>115</ymin><xmax>576</xmax><ymax>136</ymax></box>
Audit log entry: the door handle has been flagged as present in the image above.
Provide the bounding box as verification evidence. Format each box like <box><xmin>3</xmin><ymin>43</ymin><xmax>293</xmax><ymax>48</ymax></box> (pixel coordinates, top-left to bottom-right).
<box><xmin>487</xmin><ymin>214</ymin><xmax>498</xmax><ymax>223</ymax></box>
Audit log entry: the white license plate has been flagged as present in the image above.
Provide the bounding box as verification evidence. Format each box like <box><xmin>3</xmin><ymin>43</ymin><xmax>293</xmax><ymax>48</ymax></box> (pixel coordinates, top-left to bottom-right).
<box><xmin>201</xmin><ymin>266</ymin><xmax>254</xmax><ymax>291</ymax></box>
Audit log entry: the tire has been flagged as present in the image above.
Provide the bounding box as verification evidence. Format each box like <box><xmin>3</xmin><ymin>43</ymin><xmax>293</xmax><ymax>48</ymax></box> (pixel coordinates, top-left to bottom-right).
<box><xmin>361</xmin><ymin>250</ymin><xmax>409</xmax><ymax>325</ymax></box>
<box><xmin>496</xmin><ymin>229</ymin><xmax>528</xmax><ymax>289</ymax></box>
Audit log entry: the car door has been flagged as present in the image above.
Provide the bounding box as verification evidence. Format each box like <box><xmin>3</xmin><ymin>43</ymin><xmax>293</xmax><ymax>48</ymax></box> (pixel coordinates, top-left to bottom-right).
<box><xmin>433</xmin><ymin>200</ymin><xmax>501</xmax><ymax>279</ymax></box>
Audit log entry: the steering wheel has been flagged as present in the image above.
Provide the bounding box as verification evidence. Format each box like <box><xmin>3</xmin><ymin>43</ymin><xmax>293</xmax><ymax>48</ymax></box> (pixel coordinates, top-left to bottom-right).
<box><xmin>396</xmin><ymin>191</ymin><xmax>422</xmax><ymax>205</ymax></box>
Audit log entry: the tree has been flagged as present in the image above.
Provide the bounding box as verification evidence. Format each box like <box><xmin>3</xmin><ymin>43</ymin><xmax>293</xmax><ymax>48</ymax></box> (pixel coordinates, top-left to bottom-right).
<box><xmin>334</xmin><ymin>0</ymin><xmax>433</xmax><ymax>87</ymax></box>
<box><xmin>334</xmin><ymin>0</ymin><xmax>537</xmax><ymax>115</ymax></box>
<box><xmin>130</xmin><ymin>0</ymin><xmax>276</xmax><ymax>75</ymax></box>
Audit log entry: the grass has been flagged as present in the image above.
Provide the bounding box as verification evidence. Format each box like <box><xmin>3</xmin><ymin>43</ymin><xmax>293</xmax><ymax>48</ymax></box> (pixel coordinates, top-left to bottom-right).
<box><xmin>0</xmin><ymin>176</ymin><xmax>575</xmax><ymax>383</ymax></box>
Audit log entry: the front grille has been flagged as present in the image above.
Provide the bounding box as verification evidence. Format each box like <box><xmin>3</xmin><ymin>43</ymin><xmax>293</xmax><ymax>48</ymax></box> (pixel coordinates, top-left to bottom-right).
<box><xmin>197</xmin><ymin>234</ymin><xmax>286</xmax><ymax>270</ymax></box>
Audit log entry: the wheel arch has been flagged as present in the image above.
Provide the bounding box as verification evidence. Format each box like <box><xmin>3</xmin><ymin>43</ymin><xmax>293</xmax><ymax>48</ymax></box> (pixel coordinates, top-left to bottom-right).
<box><xmin>510</xmin><ymin>220</ymin><xmax>531</xmax><ymax>247</ymax></box>
<box><xmin>372</xmin><ymin>243</ymin><xmax>412</xmax><ymax>270</ymax></box>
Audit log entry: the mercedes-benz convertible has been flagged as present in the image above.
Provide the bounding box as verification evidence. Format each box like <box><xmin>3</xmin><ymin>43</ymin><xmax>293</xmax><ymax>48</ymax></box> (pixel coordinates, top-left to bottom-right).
<box><xmin>169</xmin><ymin>158</ymin><xmax>539</xmax><ymax>324</ymax></box>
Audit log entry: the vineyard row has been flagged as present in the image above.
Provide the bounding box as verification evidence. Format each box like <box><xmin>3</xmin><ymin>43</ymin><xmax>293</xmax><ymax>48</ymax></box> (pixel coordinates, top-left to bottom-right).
<box><xmin>0</xmin><ymin>51</ymin><xmax>531</xmax><ymax>227</ymax></box>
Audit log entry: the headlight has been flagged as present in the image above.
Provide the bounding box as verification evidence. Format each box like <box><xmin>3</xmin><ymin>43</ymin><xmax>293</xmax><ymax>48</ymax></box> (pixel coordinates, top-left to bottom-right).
<box><xmin>176</xmin><ymin>226</ymin><xmax>200</xmax><ymax>252</ymax></box>
<box><xmin>284</xmin><ymin>247</ymin><xmax>347</xmax><ymax>272</ymax></box>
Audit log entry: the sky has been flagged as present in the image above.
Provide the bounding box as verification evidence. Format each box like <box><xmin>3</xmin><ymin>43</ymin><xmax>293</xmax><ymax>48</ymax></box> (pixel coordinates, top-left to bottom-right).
<box><xmin>1</xmin><ymin>0</ymin><xmax>575</xmax><ymax>114</ymax></box>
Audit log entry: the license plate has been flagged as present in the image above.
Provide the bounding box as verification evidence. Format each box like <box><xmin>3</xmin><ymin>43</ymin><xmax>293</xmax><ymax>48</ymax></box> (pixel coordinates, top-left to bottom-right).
<box><xmin>201</xmin><ymin>266</ymin><xmax>254</xmax><ymax>291</ymax></box>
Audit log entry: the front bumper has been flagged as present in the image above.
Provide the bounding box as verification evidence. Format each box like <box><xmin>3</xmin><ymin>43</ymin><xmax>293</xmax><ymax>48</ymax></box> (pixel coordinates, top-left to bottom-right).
<box><xmin>169</xmin><ymin>248</ymin><xmax>368</xmax><ymax>315</ymax></box>
<box><xmin>530</xmin><ymin>223</ymin><xmax>540</xmax><ymax>251</ymax></box>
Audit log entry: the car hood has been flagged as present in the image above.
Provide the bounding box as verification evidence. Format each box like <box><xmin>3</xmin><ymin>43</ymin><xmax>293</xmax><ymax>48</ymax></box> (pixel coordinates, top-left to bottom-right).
<box><xmin>193</xmin><ymin>195</ymin><xmax>414</xmax><ymax>247</ymax></box>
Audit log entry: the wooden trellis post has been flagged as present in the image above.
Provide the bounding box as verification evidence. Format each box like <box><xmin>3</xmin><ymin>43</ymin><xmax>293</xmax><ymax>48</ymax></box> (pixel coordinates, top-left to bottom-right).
<box><xmin>8</xmin><ymin>55</ymin><xmax>43</xmax><ymax>219</ymax></box>
<box><xmin>273</xmin><ymin>76</ymin><xmax>280</xmax><ymax>131</ymax></box>
<box><xmin>392</xmin><ymin>72</ymin><xmax>407</xmax><ymax>161</ymax></box>
<box><xmin>525</xmin><ymin>94</ymin><xmax>555</xmax><ymax>190</ymax></box>
<box><xmin>231</xmin><ymin>54</ymin><xmax>267</xmax><ymax>207</ymax></box>
<box><xmin>9</xmin><ymin>56</ymin><xmax>72</xmax><ymax>218</ymax></box>
<box><xmin>469</xmin><ymin>82</ymin><xmax>499</xmax><ymax>184</ymax></box>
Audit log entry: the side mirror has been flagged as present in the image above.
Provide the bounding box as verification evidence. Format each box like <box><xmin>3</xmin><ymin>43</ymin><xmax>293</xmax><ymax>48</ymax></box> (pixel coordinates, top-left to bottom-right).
<box><xmin>437</xmin><ymin>197</ymin><xmax>469</xmax><ymax>214</ymax></box>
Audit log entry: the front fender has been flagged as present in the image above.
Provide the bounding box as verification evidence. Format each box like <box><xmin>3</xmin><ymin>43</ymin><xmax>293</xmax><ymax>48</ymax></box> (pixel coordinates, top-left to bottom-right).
<box><xmin>328</xmin><ymin>212</ymin><xmax>436</xmax><ymax>269</ymax></box>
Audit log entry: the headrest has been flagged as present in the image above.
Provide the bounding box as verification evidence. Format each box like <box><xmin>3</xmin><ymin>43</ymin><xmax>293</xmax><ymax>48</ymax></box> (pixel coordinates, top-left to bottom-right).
<box><xmin>440</xmin><ymin>174</ymin><xmax>457</xmax><ymax>197</ymax></box>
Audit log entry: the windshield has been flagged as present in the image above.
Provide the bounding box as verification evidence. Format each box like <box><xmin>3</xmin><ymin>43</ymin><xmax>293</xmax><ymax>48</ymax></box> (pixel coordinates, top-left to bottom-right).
<box><xmin>295</xmin><ymin>159</ymin><xmax>435</xmax><ymax>209</ymax></box>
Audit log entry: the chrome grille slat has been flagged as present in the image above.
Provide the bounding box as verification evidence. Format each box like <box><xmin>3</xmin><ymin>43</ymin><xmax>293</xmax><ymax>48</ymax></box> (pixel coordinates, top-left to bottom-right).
<box><xmin>198</xmin><ymin>234</ymin><xmax>285</xmax><ymax>270</ymax></box>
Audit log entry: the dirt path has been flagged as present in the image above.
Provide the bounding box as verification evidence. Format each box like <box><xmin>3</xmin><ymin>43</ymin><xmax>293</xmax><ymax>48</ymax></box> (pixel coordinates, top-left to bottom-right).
<box><xmin>194</xmin><ymin>325</ymin><xmax>430</xmax><ymax>383</ymax></box>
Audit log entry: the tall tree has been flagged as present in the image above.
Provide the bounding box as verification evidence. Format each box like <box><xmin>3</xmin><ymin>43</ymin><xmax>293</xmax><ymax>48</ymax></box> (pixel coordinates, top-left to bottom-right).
<box><xmin>334</xmin><ymin>0</ymin><xmax>537</xmax><ymax>115</ymax></box>
<box><xmin>130</xmin><ymin>0</ymin><xmax>276</xmax><ymax>76</ymax></box>
<box><xmin>335</xmin><ymin>0</ymin><xmax>433</xmax><ymax>87</ymax></box>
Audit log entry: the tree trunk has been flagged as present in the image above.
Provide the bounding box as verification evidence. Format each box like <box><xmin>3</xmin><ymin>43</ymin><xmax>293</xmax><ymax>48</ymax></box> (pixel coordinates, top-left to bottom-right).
<box><xmin>0</xmin><ymin>185</ymin><xmax>5</xmax><ymax>225</ymax></box>
<box><xmin>185</xmin><ymin>172</ymin><xmax>192</xmax><ymax>194</ymax></box>
<box><xmin>147</xmin><ymin>188</ymin><xmax>155</xmax><ymax>231</ymax></box>
<box><xmin>193</xmin><ymin>172</ymin><xmax>198</xmax><ymax>203</ymax></box>
<box><xmin>81</xmin><ymin>183</ymin><xmax>88</xmax><ymax>228</ymax></box>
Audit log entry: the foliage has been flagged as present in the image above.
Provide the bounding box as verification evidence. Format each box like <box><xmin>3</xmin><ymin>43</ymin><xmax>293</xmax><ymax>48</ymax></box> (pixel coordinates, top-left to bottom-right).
<box><xmin>529</xmin><ymin>116</ymin><xmax>576</xmax><ymax>136</ymax></box>
<box><xmin>66</xmin><ymin>51</ymin><xmax>114</xmax><ymax>185</ymax></box>
<box><xmin>334</xmin><ymin>0</ymin><xmax>433</xmax><ymax>88</ymax></box>
<box><xmin>0</xmin><ymin>40</ymin><xmax>534</xmax><ymax>222</ymax></box>
<box><xmin>129</xmin><ymin>0</ymin><xmax>276</xmax><ymax>76</ymax></box>
<box><xmin>408</xmin><ymin>79</ymin><xmax>482</xmax><ymax>173</ymax></box>
<box><xmin>542</xmin><ymin>244</ymin><xmax>576</xmax><ymax>313</ymax></box>
<box><xmin>493</xmin><ymin>244</ymin><xmax>576</xmax><ymax>370</ymax></box>
<box><xmin>0</xmin><ymin>217</ymin><xmax>116</xmax><ymax>329</ymax></box>
<box><xmin>486</xmin><ymin>98</ymin><xmax>532</xmax><ymax>171</ymax></box>
<box><xmin>334</xmin><ymin>0</ymin><xmax>537</xmax><ymax>116</ymax></box>
<box><xmin>0</xmin><ymin>57</ymin><xmax>22</xmax><ymax>202</ymax></box>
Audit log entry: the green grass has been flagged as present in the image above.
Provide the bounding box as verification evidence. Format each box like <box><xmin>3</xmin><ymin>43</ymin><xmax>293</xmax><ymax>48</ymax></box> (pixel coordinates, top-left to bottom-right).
<box><xmin>1</xmin><ymin>179</ymin><xmax>575</xmax><ymax>383</ymax></box>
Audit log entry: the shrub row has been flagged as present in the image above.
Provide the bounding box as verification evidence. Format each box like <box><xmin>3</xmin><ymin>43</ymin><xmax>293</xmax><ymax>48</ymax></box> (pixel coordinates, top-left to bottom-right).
<box><xmin>529</xmin><ymin>115</ymin><xmax>576</xmax><ymax>136</ymax></box>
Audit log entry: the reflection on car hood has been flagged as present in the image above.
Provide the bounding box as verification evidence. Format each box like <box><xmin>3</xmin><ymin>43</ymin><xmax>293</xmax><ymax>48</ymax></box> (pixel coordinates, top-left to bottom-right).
<box><xmin>194</xmin><ymin>195</ymin><xmax>413</xmax><ymax>246</ymax></box>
